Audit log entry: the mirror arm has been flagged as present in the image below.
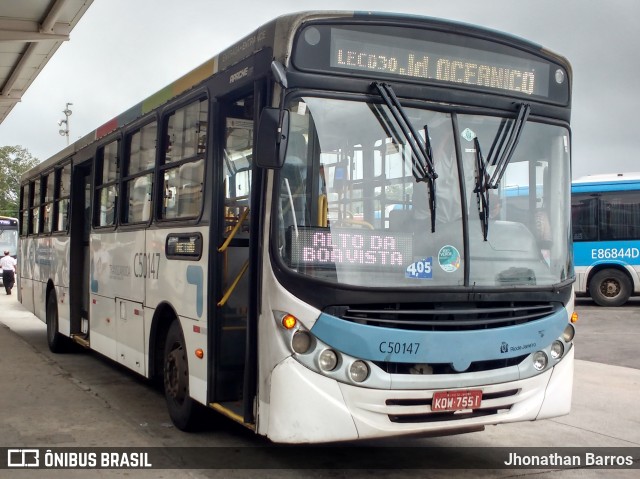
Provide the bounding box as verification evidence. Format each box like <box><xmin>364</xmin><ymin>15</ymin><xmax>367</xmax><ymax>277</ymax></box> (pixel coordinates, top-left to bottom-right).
<box><xmin>271</xmin><ymin>61</ymin><xmax>289</xmax><ymax>146</ymax></box>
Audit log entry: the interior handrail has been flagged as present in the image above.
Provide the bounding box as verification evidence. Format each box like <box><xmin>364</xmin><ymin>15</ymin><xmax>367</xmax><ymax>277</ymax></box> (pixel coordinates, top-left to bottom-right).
<box><xmin>218</xmin><ymin>207</ymin><xmax>250</xmax><ymax>253</ymax></box>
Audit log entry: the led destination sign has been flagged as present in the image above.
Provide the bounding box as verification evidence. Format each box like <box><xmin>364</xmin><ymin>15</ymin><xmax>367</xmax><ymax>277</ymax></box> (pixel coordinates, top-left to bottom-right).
<box><xmin>330</xmin><ymin>28</ymin><xmax>550</xmax><ymax>97</ymax></box>
<box><xmin>293</xmin><ymin>24</ymin><xmax>568</xmax><ymax>103</ymax></box>
<box><xmin>289</xmin><ymin>227</ymin><xmax>413</xmax><ymax>270</ymax></box>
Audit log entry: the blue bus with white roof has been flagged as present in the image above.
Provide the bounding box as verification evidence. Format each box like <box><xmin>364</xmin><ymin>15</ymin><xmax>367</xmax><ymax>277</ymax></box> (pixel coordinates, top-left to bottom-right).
<box><xmin>572</xmin><ymin>172</ymin><xmax>640</xmax><ymax>306</ymax></box>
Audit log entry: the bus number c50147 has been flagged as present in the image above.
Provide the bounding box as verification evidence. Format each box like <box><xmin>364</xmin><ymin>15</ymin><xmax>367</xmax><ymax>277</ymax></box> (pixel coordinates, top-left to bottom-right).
<box><xmin>379</xmin><ymin>341</ymin><xmax>421</xmax><ymax>355</ymax></box>
<box><xmin>134</xmin><ymin>252</ymin><xmax>161</xmax><ymax>279</ymax></box>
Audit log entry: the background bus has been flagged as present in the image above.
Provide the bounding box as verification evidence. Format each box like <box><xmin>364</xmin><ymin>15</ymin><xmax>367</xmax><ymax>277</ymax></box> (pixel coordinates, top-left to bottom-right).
<box><xmin>19</xmin><ymin>11</ymin><xmax>575</xmax><ymax>443</ymax></box>
<box><xmin>0</xmin><ymin>216</ymin><xmax>19</xmax><ymax>284</ymax></box>
<box><xmin>572</xmin><ymin>172</ymin><xmax>640</xmax><ymax>306</ymax></box>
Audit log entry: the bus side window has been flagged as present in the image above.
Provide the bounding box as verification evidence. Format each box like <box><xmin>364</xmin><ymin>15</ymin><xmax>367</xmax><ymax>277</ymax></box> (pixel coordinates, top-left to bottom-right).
<box><xmin>55</xmin><ymin>163</ymin><xmax>71</xmax><ymax>231</ymax></box>
<box><xmin>124</xmin><ymin>122</ymin><xmax>156</xmax><ymax>224</ymax></box>
<box><xmin>95</xmin><ymin>140</ymin><xmax>119</xmax><ymax>227</ymax></box>
<box><xmin>20</xmin><ymin>183</ymin><xmax>30</xmax><ymax>236</ymax></box>
<box><xmin>126</xmin><ymin>175</ymin><xmax>153</xmax><ymax>223</ymax></box>
<box><xmin>160</xmin><ymin>99</ymin><xmax>207</xmax><ymax>220</ymax></box>
<box><xmin>177</xmin><ymin>161</ymin><xmax>204</xmax><ymax>217</ymax></box>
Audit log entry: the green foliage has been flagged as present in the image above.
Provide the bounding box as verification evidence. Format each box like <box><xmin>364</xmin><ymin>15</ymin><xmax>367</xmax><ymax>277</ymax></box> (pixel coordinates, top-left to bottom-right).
<box><xmin>0</xmin><ymin>146</ymin><xmax>40</xmax><ymax>217</ymax></box>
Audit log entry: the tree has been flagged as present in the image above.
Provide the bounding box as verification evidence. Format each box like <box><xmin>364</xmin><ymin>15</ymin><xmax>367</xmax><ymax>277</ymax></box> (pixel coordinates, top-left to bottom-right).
<box><xmin>0</xmin><ymin>146</ymin><xmax>40</xmax><ymax>218</ymax></box>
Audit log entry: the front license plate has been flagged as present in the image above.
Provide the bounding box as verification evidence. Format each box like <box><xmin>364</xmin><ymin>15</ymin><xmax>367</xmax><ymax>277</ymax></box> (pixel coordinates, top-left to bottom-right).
<box><xmin>432</xmin><ymin>389</ymin><xmax>482</xmax><ymax>411</ymax></box>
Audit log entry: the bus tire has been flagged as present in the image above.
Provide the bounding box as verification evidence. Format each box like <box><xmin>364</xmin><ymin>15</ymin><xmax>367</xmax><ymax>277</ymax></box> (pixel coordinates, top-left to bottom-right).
<box><xmin>163</xmin><ymin>320</ymin><xmax>203</xmax><ymax>431</ymax></box>
<box><xmin>589</xmin><ymin>269</ymin><xmax>631</xmax><ymax>307</ymax></box>
<box><xmin>46</xmin><ymin>292</ymin><xmax>67</xmax><ymax>353</ymax></box>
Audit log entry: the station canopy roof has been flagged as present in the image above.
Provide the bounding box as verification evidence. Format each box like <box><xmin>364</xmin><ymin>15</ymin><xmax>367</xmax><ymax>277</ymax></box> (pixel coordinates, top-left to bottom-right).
<box><xmin>0</xmin><ymin>0</ymin><xmax>93</xmax><ymax>125</ymax></box>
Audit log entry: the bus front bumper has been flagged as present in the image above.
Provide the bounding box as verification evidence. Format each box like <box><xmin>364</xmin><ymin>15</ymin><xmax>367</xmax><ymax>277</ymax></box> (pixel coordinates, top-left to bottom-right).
<box><xmin>264</xmin><ymin>347</ymin><xmax>573</xmax><ymax>444</ymax></box>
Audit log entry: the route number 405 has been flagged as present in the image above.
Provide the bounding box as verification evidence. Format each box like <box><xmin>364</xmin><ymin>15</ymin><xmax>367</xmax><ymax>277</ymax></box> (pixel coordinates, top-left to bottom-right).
<box><xmin>405</xmin><ymin>257</ymin><xmax>433</xmax><ymax>279</ymax></box>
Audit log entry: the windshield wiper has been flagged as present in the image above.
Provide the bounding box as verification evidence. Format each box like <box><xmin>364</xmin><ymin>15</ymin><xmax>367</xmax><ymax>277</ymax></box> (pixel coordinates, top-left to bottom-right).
<box><xmin>474</xmin><ymin>103</ymin><xmax>530</xmax><ymax>240</ymax></box>
<box><xmin>488</xmin><ymin>103</ymin><xmax>530</xmax><ymax>189</ymax></box>
<box><xmin>372</xmin><ymin>82</ymin><xmax>438</xmax><ymax>231</ymax></box>
<box><xmin>473</xmin><ymin>137</ymin><xmax>492</xmax><ymax>241</ymax></box>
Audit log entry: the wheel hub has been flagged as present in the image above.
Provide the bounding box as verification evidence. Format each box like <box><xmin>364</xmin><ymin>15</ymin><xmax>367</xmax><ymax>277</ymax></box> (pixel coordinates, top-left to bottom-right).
<box><xmin>165</xmin><ymin>346</ymin><xmax>188</xmax><ymax>402</ymax></box>
<box><xmin>601</xmin><ymin>279</ymin><xmax>620</xmax><ymax>297</ymax></box>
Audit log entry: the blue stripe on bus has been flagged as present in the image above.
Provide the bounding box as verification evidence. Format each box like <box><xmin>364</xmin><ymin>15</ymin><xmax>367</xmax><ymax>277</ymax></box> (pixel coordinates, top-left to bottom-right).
<box><xmin>574</xmin><ymin>241</ymin><xmax>640</xmax><ymax>267</ymax></box>
<box><xmin>186</xmin><ymin>265</ymin><xmax>203</xmax><ymax>318</ymax></box>
<box><xmin>310</xmin><ymin>308</ymin><xmax>567</xmax><ymax>371</ymax></box>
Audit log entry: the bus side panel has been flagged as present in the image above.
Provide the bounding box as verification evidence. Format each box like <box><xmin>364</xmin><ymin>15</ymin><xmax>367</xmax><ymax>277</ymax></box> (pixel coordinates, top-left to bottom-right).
<box><xmin>52</xmin><ymin>236</ymin><xmax>71</xmax><ymax>336</ymax></box>
<box><xmin>29</xmin><ymin>237</ymin><xmax>49</xmax><ymax>321</ymax></box>
<box><xmin>91</xmin><ymin>231</ymin><xmax>145</xmax><ymax>303</ymax></box>
<box><xmin>574</xmin><ymin>240</ymin><xmax>640</xmax><ymax>294</ymax></box>
<box><xmin>55</xmin><ymin>285</ymin><xmax>71</xmax><ymax>337</ymax></box>
<box><xmin>179</xmin><ymin>314</ymin><xmax>208</xmax><ymax>405</ymax></box>
<box><xmin>145</xmin><ymin>226</ymin><xmax>209</xmax><ymax>322</ymax></box>
<box><xmin>89</xmin><ymin>231</ymin><xmax>146</xmax><ymax>365</ymax></box>
<box><xmin>574</xmin><ymin>268</ymin><xmax>588</xmax><ymax>294</ymax></box>
<box><xmin>19</xmin><ymin>277</ymin><xmax>35</xmax><ymax>316</ymax></box>
<box><xmin>115</xmin><ymin>299</ymin><xmax>145</xmax><ymax>374</ymax></box>
<box><xmin>90</xmin><ymin>294</ymin><xmax>117</xmax><ymax>361</ymax></box>
<box><xmin>19</xmin><ymin>237</ymin><xmax>36</xmax><ymax>315</ymax></box>
<box><xmin>145</xmin><ymin>227</ymin><xmax>209</xmax><ymax>403</ymax></box>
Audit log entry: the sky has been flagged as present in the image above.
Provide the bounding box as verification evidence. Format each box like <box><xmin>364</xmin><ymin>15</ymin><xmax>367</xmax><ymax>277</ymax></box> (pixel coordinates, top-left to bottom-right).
<box><xmin>0</xmin><ymin>0</ymin><xmax>637</xmax><ymax>180</ymax></box>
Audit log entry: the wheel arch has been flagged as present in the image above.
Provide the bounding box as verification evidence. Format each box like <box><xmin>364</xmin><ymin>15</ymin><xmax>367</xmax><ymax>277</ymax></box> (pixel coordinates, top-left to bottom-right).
<box><xmin>148</xmin><ymin>301</ymin><xmax>180</xmax><ymax>382</ymax></box>
<box><xmin>46</xmin><ymin>279</ymin><xmax>56</xmax><ymax>309</ymax></box>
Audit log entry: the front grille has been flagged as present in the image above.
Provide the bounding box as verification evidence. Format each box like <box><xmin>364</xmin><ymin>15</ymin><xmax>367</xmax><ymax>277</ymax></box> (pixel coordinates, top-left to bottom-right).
<box><xmin>325</xmin><ymin>301</ymin><xmax>558</xmax><ymax>332</ymax></box>
<box><xmin>374</xmin><ymin>356</ymin><xmax>528</xmax><ymax>375</ymax></box>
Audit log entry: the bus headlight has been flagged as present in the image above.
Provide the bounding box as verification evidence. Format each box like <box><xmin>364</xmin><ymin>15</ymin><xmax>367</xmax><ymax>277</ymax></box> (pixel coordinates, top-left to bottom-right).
<box><xmin>563</xmin><ymin>323</ymin><xmax>575</xmax><ymax>342</ymax></box>
<box><xmin>292</xmin><ymin>330</ymin><xmax>312</xmax><ymax>354</ymax></box>
<box><xmin>349</xmin><ymin>361</ymin><xmax>369</xmax><ymax>383</ymax></box>
<box><xmin>550</xmin><ymin>340</ymin><xmax>564</xmax><ymax>360</ymax></box>
<box><xmin>533</xmin><ymin>351</ymin><xmax>548</xmax><ymax>371</ymax></box>
<box><xmin>318</xmin><ymin>349</ymin><xmax>339</xmax><ymax>371</ymax></box>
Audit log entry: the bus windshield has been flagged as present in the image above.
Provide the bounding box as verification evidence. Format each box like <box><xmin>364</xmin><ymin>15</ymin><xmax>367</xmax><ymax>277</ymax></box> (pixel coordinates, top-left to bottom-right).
<box><xmin>0</xmin><ymin>227</ymin><xmax>18</xmax><ymax>256</ymax></box>
<box><xmin>276</xmin><ymin>96</ymin><xmax>572</xmax><ymax>288</ymax></box>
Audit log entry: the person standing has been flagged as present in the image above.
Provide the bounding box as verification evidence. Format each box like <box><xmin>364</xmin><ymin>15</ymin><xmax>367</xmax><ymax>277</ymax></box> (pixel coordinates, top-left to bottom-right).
<box><xmin>1</xmin><ymin>250</ymin><xmax>17</xmax><ymax>295</ymax></box>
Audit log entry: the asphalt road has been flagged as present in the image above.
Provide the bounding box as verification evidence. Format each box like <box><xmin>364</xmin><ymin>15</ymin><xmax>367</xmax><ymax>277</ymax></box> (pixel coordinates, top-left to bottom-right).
<box><xmin>574</xmin><ymin>297</ymin><xmax>640</xmax><ymax>369</ymax></box>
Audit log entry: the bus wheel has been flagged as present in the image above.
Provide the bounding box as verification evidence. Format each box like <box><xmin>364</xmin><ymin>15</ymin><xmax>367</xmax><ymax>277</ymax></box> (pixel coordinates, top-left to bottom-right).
<box><xmin>589</xmin><ymin>269</ymin><xmax>631</xmax><ymax>307</ymax></box>
<box><xmin>163</xmin><ymin>320</ymin><xmax>202</xmax><ymax>431</ymax></box>
<box><xmin>46</xmin><ymin>292</ymin><xmax>67</xmax><ymax>353</ymax></box>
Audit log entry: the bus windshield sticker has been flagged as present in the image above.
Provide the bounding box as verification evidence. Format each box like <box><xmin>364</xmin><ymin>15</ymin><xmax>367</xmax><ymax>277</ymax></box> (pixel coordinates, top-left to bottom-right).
<box><xmin>438</xmin><ymin>245</ymin><xmax>461</xmax><ymax>272</ymax></box>
<box><xmin>461</xmin><ymin>128</ymin><xmax>476</xmax><ymax>142</ymax></box>
<box><xmin>405</xmin><ymin>257</ymin><xmax>433</xmax><ymax>279</ymax></box>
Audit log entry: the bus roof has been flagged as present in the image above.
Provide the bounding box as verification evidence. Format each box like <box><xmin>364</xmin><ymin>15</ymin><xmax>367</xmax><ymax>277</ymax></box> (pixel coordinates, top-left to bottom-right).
<box><xmin>32</xmin><ymin>10</ymin><xmax>571</xmax><ymax>174</ymax></box>
<box><xmin>572</xmin><ymin>172</ymin><xmax>640</xmax><ymax>193</ymax></box>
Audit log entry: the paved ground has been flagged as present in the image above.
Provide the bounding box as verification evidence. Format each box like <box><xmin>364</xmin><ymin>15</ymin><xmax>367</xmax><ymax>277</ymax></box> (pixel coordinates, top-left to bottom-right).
<box><xmin>0</xmin><ymin>293</ymin><xmax>638</xmax><ymax>478</ymax></box>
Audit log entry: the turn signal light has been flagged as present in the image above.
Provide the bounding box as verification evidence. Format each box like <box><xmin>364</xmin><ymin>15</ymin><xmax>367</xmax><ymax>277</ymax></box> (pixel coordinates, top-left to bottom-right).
<box><xmin>571</xmin><ymin>312</ymin><xmax>578</xmax><ymax>323</ymax></box>
<box><xmin>195</xmin><ymin>348</ymin><xmax>204</xmax><ymax>359</ymax></box>
<box><xmin>282</xmin><ymin>314</ymin><xmax>297</xmax><ymax>330</ymax></box>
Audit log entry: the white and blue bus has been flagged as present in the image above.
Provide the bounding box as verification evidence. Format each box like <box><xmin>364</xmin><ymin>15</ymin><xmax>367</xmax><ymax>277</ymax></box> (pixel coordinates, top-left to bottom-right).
<box><xmin>572</xmin><ymin>172</ymin><xmax>640</xmax><ymax>306</ymax></box>
<box><xmin>19</xmin><ymin>11</ymin><xmax>575</xmax><ymax>443</ymax></box>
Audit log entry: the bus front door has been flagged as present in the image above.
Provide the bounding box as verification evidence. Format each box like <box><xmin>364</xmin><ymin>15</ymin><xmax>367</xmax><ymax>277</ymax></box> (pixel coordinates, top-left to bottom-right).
<box><xmin>213</xmin><ymin>95</ymin><xmax>256</xmax><ymax>418</ymax></box>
